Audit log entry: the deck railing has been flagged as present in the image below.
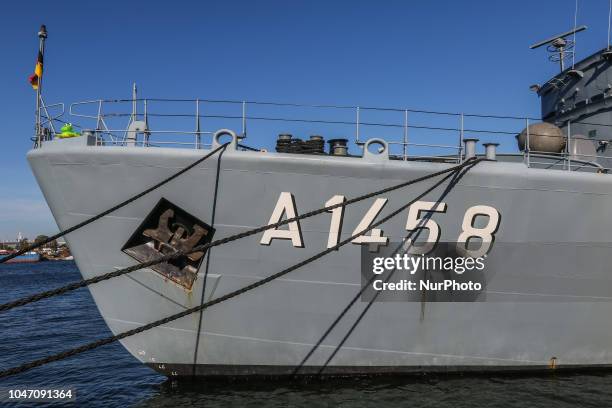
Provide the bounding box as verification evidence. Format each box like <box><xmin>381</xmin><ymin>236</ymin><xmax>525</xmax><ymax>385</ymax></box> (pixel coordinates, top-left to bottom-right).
<box><xmin>35</xmin><ymin>97</ymin><xmax>612</xmax><ymax>173</ymax></box>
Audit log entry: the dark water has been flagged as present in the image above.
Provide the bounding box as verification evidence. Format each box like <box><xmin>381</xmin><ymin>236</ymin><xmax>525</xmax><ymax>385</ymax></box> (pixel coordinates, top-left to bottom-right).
<box><xmin>2</xmin><ymin>262</ymin><xmax>612</xmax><ymax>407</ymax></box>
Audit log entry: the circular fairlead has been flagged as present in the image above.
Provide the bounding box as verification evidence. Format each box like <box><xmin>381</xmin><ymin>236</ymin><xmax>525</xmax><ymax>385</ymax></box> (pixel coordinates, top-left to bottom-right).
<box><xmin>362</xmin><ymin>138</ymin><xmax>389</xmax><ymax>161</ymax></box>
<box><xmin>212</xmin><ymin>129</ymin><xmax>238</xmax><ymax>150</ymax></box>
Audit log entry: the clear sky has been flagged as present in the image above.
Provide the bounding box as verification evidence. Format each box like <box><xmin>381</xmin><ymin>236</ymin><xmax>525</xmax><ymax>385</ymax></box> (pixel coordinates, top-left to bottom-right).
<box><xmin>0</xmin><ymin>0</ymin><xmax>609</xmax><ymax>239</ymax></box>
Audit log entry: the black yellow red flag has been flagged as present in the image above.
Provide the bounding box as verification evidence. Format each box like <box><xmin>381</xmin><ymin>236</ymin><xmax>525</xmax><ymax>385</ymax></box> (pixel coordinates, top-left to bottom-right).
<box><xmin>29</xmin><ymin>50</ymin><xmax>43</xmax><ymax>90</ymax></box>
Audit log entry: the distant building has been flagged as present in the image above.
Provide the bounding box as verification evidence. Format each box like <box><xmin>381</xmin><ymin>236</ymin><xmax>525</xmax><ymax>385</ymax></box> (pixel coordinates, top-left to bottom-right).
<box><xmin>0</xmin><ymin>241</ymin><xmax>19</xmax><ymax>249</ymax></box>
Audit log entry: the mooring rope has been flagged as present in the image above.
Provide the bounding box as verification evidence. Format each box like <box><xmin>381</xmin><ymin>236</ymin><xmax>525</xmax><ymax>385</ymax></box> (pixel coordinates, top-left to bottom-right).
<box><xmin>318</xmin><ymin>163</ymin><xmax>477</xmax><ymax>375</ymax></box>
<box><xmin>0</xmin><ymin>158</ymin><xmax>482</xmax><ymax>313</ymax></box>
<box><xmin>0</xmin><ymin>143</ymin><xmax>230</xmax><ymax>264</ymax></box>
<box><xmin>192</xmin><ymin>141</ymin><xmax>226</xmax><ymax>374</ymax></box>
<box><xmin>292</xmin><ymin>162</ymin><xmax>476</xmax><ymax>375</ymax></box>
<box><xmin>0</xmin><ymin>158</ymin><xmax>482</xmax><ymax>379</ymax></box>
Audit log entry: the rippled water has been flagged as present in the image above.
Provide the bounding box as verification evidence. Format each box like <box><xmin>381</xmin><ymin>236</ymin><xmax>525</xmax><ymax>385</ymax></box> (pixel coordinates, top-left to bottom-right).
<box><xmin>1</xmin><ymin>262</ymin><xmax>612</xmax><ymax>407</ymax></box>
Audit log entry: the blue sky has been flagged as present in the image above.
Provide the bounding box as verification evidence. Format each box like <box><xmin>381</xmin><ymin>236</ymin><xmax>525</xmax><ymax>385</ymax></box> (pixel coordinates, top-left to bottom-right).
<box><xmin>0</xmin><ymin>0</ymin><xmax>609</xmax><ymax>239</ymax></box>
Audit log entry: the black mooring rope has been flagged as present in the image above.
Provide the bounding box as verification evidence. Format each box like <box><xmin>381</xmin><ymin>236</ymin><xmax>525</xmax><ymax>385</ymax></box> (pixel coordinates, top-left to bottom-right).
<box><xmin>0</xmin><ymin>158</ymin><xmax>481</xmax><ymax>313</ymax></box>
<box><xmin>292</xmin><ymin>162</ymin><xmax>476</xmax><ymax>375</ymax></box>
<box><xmin>317</xmin><ymin>163</ymin><xmax>477</xmax><ymax>376</ymax></box>
<box><xmin>192</xmin><ymin>142</ymin><xmax>226</xmax><ymax>374</ymax></box>
<box><xmin>0</xmin><ymin>159</ymin><xmax>481</xmax><ymax>379</ymax></box>
<box><xmin>0</xmin><ymin>143</ymin><xmax>230</xmax><ymax>264</ymax></box>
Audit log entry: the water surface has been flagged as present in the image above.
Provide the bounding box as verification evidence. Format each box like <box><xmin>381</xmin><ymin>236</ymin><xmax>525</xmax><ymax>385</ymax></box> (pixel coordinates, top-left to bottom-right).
<box><xmin>1</xmin><ymin>262</ymin><xmax>611</xmax><ymax>407</ymax></box>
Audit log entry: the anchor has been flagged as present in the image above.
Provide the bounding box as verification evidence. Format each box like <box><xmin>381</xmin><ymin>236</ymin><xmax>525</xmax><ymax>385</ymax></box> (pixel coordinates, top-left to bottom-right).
<box><xmin>143</xmin><ymin>209</ymin><xmax>207</xmax><ymax>262</ymax></box>
<box><xmin>122</xmin><ymin>198</ymin><xmax>214</xmax><ymax>290</ymax></box>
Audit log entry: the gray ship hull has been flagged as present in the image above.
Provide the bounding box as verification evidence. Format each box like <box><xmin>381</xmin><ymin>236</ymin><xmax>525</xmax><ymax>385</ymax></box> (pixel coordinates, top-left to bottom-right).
<box><xmin>27</xmin><ymin>138</ymin><xmax>612</xmax><ymax>377</ymax></box>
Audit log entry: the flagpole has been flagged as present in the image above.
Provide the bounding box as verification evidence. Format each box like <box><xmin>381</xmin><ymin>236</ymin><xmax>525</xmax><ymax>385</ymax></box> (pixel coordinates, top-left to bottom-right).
<box><xmin>35</xmin><ymin>25</ymin><xmax>47</xmax><ymax>147</ymax></box>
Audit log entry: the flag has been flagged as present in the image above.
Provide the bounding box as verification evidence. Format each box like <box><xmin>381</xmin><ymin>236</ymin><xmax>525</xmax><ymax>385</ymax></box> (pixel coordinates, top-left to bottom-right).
<box><xmin>29</xmin><ymin>50</ymin><xmax>43</xmax><ymax>90</ymax></box>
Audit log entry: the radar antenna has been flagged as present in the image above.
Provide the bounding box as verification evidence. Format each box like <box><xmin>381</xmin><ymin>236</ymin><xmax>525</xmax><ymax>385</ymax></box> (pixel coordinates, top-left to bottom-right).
<box><xmin>530</xmin><ymin>25</ymin><xmax>587</xmax><ymax>72</ymax></box>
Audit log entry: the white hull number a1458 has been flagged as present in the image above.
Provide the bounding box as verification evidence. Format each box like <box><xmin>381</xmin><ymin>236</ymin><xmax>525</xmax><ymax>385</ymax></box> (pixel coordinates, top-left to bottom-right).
<box><xmin>260</xmin><ymin>192</ymin><xmax>501</xmax><ymax>257</ymax></box>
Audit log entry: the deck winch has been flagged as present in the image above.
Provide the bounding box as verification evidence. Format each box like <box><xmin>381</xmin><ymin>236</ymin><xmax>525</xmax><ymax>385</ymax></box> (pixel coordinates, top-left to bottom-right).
<box><xmin>274</xmin><ymin>134</ymin><xmax>349</xmax><ymax>156</ymax></box>
<box><xmin>275</xmin><ymin>134</ymin><xmax>325</xmax><ymax>154</ymax></box>
<box><xmin>328</xmin><ymin>138</ymin><xmax>349</xmax><ymax>156</ymax></box>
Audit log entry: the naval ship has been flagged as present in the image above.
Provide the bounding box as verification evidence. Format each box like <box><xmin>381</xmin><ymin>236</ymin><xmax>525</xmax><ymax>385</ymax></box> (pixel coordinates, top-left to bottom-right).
<box><xmin>24</xmin><ymin>21</ymin><xmax>612</xmax><ymax>377</ymax></box>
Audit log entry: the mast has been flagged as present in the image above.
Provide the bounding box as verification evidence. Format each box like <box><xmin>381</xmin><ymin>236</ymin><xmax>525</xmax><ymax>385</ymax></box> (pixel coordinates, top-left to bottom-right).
<box><xmin>35</xmin><ymin>25</ymin><xmax>47</xmax><ymax>147</ymax></box>
<box><xmin>529</xmin><ymin>25</ymin><xmax>586</xmax><ymax>73</ymax></box>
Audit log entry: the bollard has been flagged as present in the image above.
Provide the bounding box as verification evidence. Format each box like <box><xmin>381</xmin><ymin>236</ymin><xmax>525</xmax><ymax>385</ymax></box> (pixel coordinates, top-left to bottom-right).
<box><xmin>463</xmin><ymin>138</ymin><xmax>479</xmax><ymax>159</ymax></box>
<box><xmin>483</xmin><ymin>142</ymin><xmax>499</xmax><ymax>161</ymax></box>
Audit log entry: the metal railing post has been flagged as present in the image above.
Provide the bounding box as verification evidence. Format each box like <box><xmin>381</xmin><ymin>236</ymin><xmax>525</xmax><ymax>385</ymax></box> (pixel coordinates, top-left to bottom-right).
<box><xmin>195</xmin><ymin>99</ymin><xmax>201</xmax><ymax>149</ymax></box>
<box><xmin>96</xmin><ymin>99</ymin><xmax>103</xmax><ymax>138</ymax></box>
<box><xmin>458</xmin><ymin>113</ymin><xmax>464</xmax><ymax>163</ymax></box>
<box><xmin>526</xmin><ymin>118</ymin><xmax>530</xmax><ymax>167</ymax></box>
<box><xmin>403</xmin><ymin>109</ymin><xmax>408</xmax><ymax>160</ymax></box>
<box><xmin>567</xmin><ymin>120</ymin><xmax>572</xmax><ymax>171</ymax></box>
<box><xmin>356</xmin><ymin>106</ymin><xmax>360</xmax><ymax>144</ymax></box>
<box><xmin>143</xmin><ymin>99</ymin><xmax>149</xmax><ymax>146</ymax></box>
<box><xmin>242</xmin><ymin>101</ymin><xmax>247</xmax><ymax>139</ymax></box>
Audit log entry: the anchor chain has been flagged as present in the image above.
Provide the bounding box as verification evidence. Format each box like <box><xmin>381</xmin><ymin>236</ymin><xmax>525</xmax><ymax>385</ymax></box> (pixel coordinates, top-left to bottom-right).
<box><xmin>0</xmin><ymin>158</ymin><xmax>483</xmax><ymax>378</ymax></box>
